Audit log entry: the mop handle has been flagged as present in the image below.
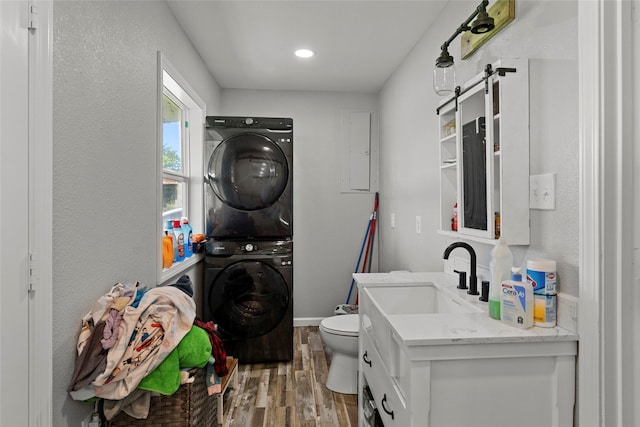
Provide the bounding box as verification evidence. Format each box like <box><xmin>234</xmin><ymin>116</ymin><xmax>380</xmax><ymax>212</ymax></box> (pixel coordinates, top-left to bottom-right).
<box><xmin>345</xmin><ymin>215</ymin><xmax>372</xmax><ymax>305</ymax></box>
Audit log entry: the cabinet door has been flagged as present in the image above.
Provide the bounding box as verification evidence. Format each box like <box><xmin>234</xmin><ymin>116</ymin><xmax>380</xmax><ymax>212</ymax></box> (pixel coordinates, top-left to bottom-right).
<box><xmin>438</xmin><ymin>102</ymin><xmax>458</xmax><ymax>233</ymax></box>
<box><xmin>437</xmin><ymin>58</ymin><xmax>529</xmax><ymax>245</ymax></box>
<box><xmin>457</xmin><ymin>82</ymin><xmax>495</xmax><ymax>239</ymax></box>
<box><xmin>494</xmin><ymin>58</ymin><xmax>530</xmax><ymax>245</ymax></box>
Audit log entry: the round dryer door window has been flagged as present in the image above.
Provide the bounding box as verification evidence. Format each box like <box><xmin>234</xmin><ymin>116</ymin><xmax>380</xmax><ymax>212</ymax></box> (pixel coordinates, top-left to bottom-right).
<box><xmin>207</xmin><ymin>133</ymin><xmax>289</xmax><ymax>211</ymax></box>
<box><xmin>209</xmin><ymin>261</ymin><xmax>290</xmax><ymax>339</ymax></box>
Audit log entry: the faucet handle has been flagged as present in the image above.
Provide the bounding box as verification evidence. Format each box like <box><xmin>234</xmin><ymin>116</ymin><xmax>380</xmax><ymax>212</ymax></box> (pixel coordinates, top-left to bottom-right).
<box><xmin>479</xmin><ymin>280</ymin><xmax>489</xmax><ymax>302</ymax></box>
<box><xmin>453</xmin><ymin>269</ymin><xmax>468</xmax><ymax>290</ymax></box>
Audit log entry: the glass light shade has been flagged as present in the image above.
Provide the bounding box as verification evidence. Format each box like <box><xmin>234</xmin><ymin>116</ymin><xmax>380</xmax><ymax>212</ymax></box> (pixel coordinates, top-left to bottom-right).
<box><xmin>433</xmin><ymin>65</ymin><xmax>456</xmax><ymax>96</ymax></box>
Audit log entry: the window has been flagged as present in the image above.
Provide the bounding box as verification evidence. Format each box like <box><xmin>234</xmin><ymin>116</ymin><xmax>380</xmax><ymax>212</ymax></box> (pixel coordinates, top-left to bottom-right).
<box><xmin>158</xmin><ymin>53</ymin><xmax>205</xmax><ymax>283</ymax></box>
<box><xmin>162</xmin><ymin>90</ymin><xmax>188</xmax><ymax>225</ymax></box>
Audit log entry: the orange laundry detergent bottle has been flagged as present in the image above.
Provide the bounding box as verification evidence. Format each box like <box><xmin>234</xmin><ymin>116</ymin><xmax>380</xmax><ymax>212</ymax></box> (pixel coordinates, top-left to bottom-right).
<box><xmin>162</xmin><ymin>234</ymin><xmax>173</xmax><ymax>268</ymax></box>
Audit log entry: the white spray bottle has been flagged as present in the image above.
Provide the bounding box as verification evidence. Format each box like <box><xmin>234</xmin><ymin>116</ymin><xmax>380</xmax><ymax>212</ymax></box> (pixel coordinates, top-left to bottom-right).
<box><xmin>489</xmin><ymin>239</ymin><xmax>513</xmax><ymax>320</ymax></box>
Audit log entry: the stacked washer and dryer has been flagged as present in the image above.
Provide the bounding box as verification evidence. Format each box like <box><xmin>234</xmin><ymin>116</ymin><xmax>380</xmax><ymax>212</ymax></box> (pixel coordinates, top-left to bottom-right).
<box><xmin>203</xmin><ymin>117</ymin><xmax>293</xmax><ymax>363</ymax></box>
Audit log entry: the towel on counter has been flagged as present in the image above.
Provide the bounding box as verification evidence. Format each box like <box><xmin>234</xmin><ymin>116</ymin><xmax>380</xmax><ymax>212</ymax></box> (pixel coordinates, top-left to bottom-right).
<box><xmin>137</xmin><ymin>324</ymin><xmax>211</xmax><ymax>395</ymax></box>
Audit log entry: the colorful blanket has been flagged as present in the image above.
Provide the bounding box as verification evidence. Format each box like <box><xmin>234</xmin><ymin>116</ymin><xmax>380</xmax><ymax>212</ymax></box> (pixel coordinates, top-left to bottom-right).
<box><xmin>69</xmin><ymin>277</ymin><xmax>196</xmax><ymax>401</ymax></box>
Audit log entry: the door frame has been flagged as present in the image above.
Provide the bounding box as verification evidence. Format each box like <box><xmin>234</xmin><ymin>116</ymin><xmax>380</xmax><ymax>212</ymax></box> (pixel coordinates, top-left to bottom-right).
<box><xmin>28</xmin><ymin>1</ymin><xmax>53</xmax><ymax>425</ymax></box>
<box><xmin>19</xmin><ymin>0</ymin><xmax>636</xmax><ymax>425</ymax></box>
<box><xmin>578</xmin><ymin>0</ymin><xmax>635</xmax><ymax>425</ymax></box>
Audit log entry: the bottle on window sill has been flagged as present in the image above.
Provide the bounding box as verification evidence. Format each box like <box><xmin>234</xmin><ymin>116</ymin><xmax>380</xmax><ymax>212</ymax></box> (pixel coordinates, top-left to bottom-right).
<box><xmin>166</xmin><ymin>220</ymin><xmax>176</xmax><ymax>262</ymax></box>
<box><xmin>181</xmin><ymin>216</ymin><xmax>193</xmax><ymax>258</ymax></box>
<box><xmin>173</xmin><ymin>220</ymin><xmax>185</xmax><ymax>262</ymax></box>
<box><xmin>162</xmin><ymin>233</ymin><xmax>173</xmax><ymax>268</ymax></box>
<box><xmin>452</xmin><ymin>203</ymin><xmax>458</xmax><ymax>231</ymax></box>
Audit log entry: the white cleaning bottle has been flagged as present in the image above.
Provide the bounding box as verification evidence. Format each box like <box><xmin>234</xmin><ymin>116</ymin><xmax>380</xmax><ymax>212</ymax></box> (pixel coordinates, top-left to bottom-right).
<box><xmin>500</xmin><ymin>267</ymin><xmax>533</xmax><ymax>329</ymax></box>
<box><xmin>489</xmin><ymin>239</ymin><xmax>513</xmax><ymax>320</ymax></box>
<box><xmin>181</xmin><ymin>216</ymin><xmax>193</xmax><ymax>258</ymax></box>
<box><xmin>172</xmin><ymin>219</ymin><xmax>185</xmax><ymax>262</ymax></box>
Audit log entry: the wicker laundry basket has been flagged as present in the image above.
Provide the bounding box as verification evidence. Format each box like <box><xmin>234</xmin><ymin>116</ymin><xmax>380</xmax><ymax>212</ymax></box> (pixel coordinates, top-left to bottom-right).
<box><xmin>105</xmin><ymin>368</ymin><xmax>217</xmax><ymax>427</ymax></box>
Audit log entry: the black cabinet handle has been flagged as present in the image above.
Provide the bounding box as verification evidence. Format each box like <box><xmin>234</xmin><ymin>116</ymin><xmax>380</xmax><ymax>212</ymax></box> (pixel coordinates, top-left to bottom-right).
<box><xmin>381</xmin><ymin>394</ymin><xmax>395</xmax><ymax>420</ymax></box>
<box><xmin>362</xmin><ymin>351</ymin><xmax>372</xmax><ymax>367</ymax></box>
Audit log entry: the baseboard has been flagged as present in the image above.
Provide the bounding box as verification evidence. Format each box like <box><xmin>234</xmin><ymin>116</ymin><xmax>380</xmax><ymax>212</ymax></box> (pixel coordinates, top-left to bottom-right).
<box><xmin>293</xmin><ymin>317</ymin><xmax>323</xmax><ymax>327</ymax></box>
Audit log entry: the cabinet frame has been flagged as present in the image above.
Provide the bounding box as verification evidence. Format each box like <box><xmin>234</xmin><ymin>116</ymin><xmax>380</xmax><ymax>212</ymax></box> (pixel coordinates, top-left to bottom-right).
<box><xmin>437</xmin><ymin>58</ymin><xmax>529</xmax><ymax>245</ymax></box>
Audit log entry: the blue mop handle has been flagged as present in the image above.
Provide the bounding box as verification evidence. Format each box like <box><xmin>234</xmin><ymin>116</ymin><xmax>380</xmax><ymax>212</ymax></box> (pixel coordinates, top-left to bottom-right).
<box><xmin>345</xmin><ymin>213</ymin><xmax>373</xmax><ymax>305</ymax></box>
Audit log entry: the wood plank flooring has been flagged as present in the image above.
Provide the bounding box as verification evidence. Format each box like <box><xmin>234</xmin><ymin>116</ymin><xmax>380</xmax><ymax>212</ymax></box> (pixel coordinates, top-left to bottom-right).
<box><xmin>221</xmin><ymin>326</ymin><xmax>358</xmax><ymax>427</ymax></box>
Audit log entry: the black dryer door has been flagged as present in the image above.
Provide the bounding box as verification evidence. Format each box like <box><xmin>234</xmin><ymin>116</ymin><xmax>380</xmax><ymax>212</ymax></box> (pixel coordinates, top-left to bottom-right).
<box><xmin>207</xmin><ymin>133</ymin><xmax>289</xmax><ymax>211</ymax></box>
<box><xmin>208</xmin><ymin>260</ymin><xmax>290</xmax><ymax>339</ymax></box>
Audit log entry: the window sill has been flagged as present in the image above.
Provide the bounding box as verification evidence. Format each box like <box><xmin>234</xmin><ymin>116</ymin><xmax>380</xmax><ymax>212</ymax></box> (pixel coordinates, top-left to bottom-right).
<box><xmin>160</xmin><ymin>253</ymin><xmax>204</xmax><ymax>285</ymax></box>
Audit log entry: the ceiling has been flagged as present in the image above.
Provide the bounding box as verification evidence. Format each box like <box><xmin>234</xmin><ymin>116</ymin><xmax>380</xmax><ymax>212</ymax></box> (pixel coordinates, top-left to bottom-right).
<box><xmin>167</xmin><ymin>1</ymin><xmax>448</xmax><ymax>93</ymax></box>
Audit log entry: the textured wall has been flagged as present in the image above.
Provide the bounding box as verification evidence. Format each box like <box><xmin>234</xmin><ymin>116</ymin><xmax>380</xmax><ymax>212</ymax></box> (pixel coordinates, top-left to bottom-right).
<box><xmin>635</xmin><ymin>4</ymin><xmax>640</xmax><ymax>421</ymax></box>
<box><xmin>222</xmin><ymin>89</ymin><xmax>379</xmax><ymax>319</ymax></box>
<box><xmin>51</xmin><ymin>1</ymin><xmax>581</xmax><ymax>424</ymax></box>
<box><xmin>52</xmin><ymin>2</ymin><xmax>220</xmax><ymax>425</ymax></box>
<box><xmin>377</xmin><ymin>0</ymin><xmax>580</xmax><ymax>296</ymax></box>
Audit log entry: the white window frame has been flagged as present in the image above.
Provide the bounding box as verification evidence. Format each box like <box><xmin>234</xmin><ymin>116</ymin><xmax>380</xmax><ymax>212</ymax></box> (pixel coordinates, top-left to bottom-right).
<box><xmin>157</xmin><ymin>52</ymin><xmax>205</xmax><ymax>284</ymax></box>
<box><xmin>162</xmin><ymin>87</ymin><xmax>190</xmax><ymax>223</ymax></box>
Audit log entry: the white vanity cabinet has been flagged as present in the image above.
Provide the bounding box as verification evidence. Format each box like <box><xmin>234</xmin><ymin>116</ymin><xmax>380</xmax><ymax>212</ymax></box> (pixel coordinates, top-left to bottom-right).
<box><xmin>358</xmin><ymin>289</ymin><xmax>409</xmax><ymax>427</ymax></box>
<box><xmin>356</xmin><ymin>274</ymin><xmax>578</xmax><ymax>427</ymax></box>
<box><xmin>438</xmin><ymin>58</ymin><xmax>530</xmax><ymax>245</ymax></box>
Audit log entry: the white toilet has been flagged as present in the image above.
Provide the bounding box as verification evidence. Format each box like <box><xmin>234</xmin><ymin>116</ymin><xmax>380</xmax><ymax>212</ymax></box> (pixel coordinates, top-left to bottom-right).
<box><xmin>319</xmin><ymin>314</ymin><xmax>359</xmax><ymax>394</ymax></box>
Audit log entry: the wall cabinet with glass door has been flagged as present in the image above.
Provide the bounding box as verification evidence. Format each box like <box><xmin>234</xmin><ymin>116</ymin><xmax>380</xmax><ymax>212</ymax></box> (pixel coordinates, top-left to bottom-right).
<box><xmin>437</xmin><ymin>58</ymin><xmax>529</xmax><ymax>246</ymax></box>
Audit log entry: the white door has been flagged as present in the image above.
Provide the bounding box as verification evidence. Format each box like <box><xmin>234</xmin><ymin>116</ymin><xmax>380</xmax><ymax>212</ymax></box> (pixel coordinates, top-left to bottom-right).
<box><xmin>0</xmin><ymin>1</ymin><xmax>31</xmax><ymax>424</ymax></box>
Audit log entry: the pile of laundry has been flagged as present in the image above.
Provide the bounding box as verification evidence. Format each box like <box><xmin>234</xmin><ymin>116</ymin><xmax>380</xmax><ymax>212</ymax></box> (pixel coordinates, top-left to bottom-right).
<box><xmin>67</xmin><ymin>275</ymin><xmax>228</xmax><ymax>421</ymax></box>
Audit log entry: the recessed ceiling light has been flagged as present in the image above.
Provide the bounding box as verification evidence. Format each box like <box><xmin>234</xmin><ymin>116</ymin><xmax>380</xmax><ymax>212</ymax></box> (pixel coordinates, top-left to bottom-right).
<box><xmin>295</xmin><ymin>49</ymin><xmax>315</xmax><ymax>58</ymax></box>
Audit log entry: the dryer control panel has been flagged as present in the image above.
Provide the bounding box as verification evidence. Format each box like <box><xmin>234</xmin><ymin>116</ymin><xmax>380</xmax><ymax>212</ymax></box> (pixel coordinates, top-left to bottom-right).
<box><xmin>205</xmin><ymin>239</ymin><xmax>292</xmax><ymax>257</ymax></box>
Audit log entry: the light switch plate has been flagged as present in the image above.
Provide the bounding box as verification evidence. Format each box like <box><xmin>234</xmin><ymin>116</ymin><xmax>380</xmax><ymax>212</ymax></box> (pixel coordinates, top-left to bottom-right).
<box><xmin>530</xmin><ymin>173</ymin><xmax>556</xmax><ymax>210</ymax></box>
<box><xmin>390</xmin><ymin>213</ymin><xmax>396</xmax><ymax>229</ymax></box>
<box><xmin>415</xmin><ymin>216</ymin><xmax>421</xmax><ymax>234</ymax></box>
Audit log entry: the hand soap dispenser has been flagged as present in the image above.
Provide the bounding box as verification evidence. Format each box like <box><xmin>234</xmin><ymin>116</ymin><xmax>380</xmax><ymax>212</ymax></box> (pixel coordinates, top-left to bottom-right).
<box><xmin>489</xmin><ymin>239</ymin><xmax>513</xmax><ymax>319</ymax></box>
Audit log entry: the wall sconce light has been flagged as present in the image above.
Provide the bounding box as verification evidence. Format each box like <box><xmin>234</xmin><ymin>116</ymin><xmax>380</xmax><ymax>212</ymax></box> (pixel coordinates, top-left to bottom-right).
<box><xmin>433</xmin><ymin>0</ymin><xmax>495</xmax><ymax>96</ymax></box>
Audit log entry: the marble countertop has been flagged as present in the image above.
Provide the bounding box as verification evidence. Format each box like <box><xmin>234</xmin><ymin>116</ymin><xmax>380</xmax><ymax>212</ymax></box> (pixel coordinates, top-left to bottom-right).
<box><xmin>354</xmin><ymin>271</ymin><xmax>579</xmax><ymax>347</ymax></box>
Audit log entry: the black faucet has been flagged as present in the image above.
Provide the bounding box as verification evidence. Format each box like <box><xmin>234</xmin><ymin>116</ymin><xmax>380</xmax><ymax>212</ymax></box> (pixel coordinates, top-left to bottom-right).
<box><xmin>443</xmin><ymin>242</ymin><xmax>479</xmax><ymax>296</ymax></box>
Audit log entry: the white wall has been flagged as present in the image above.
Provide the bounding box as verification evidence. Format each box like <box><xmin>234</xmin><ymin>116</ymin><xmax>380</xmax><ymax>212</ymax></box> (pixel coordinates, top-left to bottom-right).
<box><xmin>632</xmin><ymin>1</ymin><xmax>640</xmax><ymax>422</ymax></box>
<box><xmin>52</xmin><ymin>1</ymin><xmax>221</xmax><ymax>425</ymax></box>
<box><xmin>377</xmin><ymin>0</ymin><xmax>580</xmax><ymax>297</ymax></box>
<box><xmin>222</xmin><ymin>89</ymin><xmax>379</xmax><ymax>319</ymax></box>
<box><xmin>45</xmin><ymin>1</ymin><xmax>640</xmax><ymax>425</ymax></box>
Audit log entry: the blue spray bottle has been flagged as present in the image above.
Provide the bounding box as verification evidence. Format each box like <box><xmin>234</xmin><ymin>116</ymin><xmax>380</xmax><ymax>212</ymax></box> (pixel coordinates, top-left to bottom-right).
<box><xmin>181</xmin><ymin>216</ymin><xmax>193</xmax><ymax>257</ymax></box>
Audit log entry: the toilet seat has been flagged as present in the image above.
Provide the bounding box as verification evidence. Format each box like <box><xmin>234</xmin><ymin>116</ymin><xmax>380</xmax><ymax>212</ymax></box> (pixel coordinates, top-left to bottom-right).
<box><xmin>320</xmin><ymin>314</ymin><xmax>359</xmax><ymax>337</ymax></box>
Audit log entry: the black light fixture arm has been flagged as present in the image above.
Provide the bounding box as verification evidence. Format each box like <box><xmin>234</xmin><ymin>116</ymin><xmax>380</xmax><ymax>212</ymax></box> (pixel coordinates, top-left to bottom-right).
<box><xmin>440</xmin><ymin>0</ymin><xmax>490</xmax><ymax>52</ymax></box>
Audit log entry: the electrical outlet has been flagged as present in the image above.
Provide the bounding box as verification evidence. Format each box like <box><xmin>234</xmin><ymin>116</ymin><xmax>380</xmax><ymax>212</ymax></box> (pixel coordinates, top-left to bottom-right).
<box><xmin>557</xmin><ymin>293</ymin><xmax>578</xmax><ymax>333</ymax></box>
<box><xmin>415</xmin><ymin>216</ymin><xmax>421</xmax><ymax>234</ymax></box>
<box><xmin>390</xmin><ymin>212</ymin><xmax>395</xmax><ymax>229</ymax></box>
<box><xmin>530</xmin><ymin>173</ymin><xmax>556</xmax><ymax>210</ymax></box>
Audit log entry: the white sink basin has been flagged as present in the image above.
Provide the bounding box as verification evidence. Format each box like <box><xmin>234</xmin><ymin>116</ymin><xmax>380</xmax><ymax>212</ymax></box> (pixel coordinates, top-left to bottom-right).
<box><xmin>365</xmin><ymin>283</ymin><xmax>482</xmax><ymax>315</ymax></box>
<box><xmin>359</xmin><ymin>282</ymin><xmax>483</xmax><ymax>380</ymax></box>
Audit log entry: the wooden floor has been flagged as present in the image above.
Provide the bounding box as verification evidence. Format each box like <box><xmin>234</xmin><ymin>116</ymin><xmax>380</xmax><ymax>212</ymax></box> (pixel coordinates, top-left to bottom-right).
<box><xmin>221</xmin><ymin>326</ymin><xmax>358</xmax><ymax>427</ymax></box>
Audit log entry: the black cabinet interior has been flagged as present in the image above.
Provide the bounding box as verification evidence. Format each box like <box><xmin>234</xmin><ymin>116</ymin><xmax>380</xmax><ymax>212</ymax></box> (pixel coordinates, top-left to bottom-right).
<box><xmin>462</xmin><ymin>117</ymin><xmax>487</xmax><ymax>231</ymax></box>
